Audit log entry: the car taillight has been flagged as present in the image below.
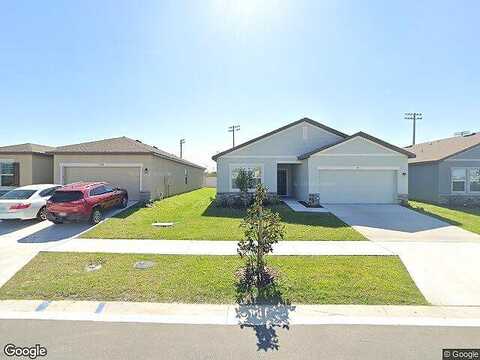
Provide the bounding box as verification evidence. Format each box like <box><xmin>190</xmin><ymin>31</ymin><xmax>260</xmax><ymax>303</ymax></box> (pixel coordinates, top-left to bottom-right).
<box><xmin>10</xmin><ymin>203</ymin><xmax>31</xmax><ymax>210</ymax></box>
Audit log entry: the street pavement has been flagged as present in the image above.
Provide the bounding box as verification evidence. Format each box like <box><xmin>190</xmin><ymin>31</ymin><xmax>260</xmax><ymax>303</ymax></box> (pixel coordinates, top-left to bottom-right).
<box><xmin>0</xmin><ymin>320</ymin><xmax>479</xmax><ymax>360</ymax></box>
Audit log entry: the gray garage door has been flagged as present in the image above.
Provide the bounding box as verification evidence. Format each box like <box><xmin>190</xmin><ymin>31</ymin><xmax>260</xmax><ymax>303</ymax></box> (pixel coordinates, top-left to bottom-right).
<box><xmin>318</xmin><ymin>169</ymin><xmax>397</xmax><ymax>204</ymax></box>
<box><xmin>64</xmin><ymin>166</ymin><xmax>141</xmax><ymax>200</ymax></box>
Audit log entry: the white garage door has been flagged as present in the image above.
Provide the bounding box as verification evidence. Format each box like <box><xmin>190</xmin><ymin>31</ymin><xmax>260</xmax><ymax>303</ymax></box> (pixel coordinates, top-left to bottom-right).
<box><xmin>318</xmin><ymin>169</ymin><xmax>397</xmax><ymax>204</ymax></box>
<box><xmin>64</xmin><ymin>166</ymin><xmax>141</xmax><ymax>200</ymax></box>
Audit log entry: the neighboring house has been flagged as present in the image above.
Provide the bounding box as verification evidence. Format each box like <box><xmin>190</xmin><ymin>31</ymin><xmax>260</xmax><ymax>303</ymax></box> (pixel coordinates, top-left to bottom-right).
<box><xmin>0</xmin><ymin>143</ymin><xmax>54</xmax><ymax>193</ymax></box>
<box><xmin>406</xmin><ymin>133</ymin><xmax>480</xmax><ymax>205</ymax></box>
<box><xmin>212</xmin><ymin>118</ymin><xmax>414</xmax><ymax>204</ymax></box>
<box><xmin>50</xmin><ymin>136</ymin><xmax>205</xmax><ymax>201</ymax></box>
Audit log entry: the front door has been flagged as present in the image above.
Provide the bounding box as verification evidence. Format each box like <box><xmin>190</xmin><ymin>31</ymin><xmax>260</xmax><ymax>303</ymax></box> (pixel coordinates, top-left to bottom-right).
<box><xmin>277</xmin><ymin>169</ymin><xmax>287</xmax><ymax>196</ymax></box>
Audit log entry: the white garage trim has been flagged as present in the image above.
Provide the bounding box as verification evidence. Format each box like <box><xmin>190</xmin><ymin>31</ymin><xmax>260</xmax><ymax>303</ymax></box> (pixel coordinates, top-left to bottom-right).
<box><xmin>317</xmin><ymin>166</ymin><xmax>401</xmax><ymax>170</ymax></box>
<box><xmin>59</xmin><ymin>163</ymin><xmax>144</xmax><ymax>191</ymax></box>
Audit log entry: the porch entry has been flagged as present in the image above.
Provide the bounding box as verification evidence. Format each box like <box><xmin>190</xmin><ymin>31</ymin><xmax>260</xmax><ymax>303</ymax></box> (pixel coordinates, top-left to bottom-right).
<box><xmin>277</xmin><ymin>168</ymin><xmax>288</xmax><ymax>196</ymax></box>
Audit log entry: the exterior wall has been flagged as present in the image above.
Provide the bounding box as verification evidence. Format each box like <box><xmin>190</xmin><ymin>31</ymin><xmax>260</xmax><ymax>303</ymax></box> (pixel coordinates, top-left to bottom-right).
<box><xmin>437</xmin><ymin>145</ymin><xmax>480</xmax><ymax>205</ymax></box>
<box><xmin>31</xmin><ymin>154</ymin><xmax>54</xmax><ymax>184</ymax></box>
<box><xmin>149</xmin><ymin>155</ymin><xmax>205</xmax><ymax>199</ymax></box>
<box><xmin>227</xmin><ymin>122</ymin><xmax>345</xmax><ymax>157</ymax></box>
<box><xmin>408</xmin><ymin>163</ymin><xmax>439</xmax><ymax>203</ymax></box>
<box><xmin>205</xmin><ymin>176</ymin><xmax>217</xmax><ymax>188</ymax></box>
<box><xmin>216</xmin><ymin>122</ymin><xmax>342</xmax><ymax>195</ymax></box>
<box><xmin>292</xmin><ymin>161</ymin><xmax>309</xmax><ymax>201</ymax></box>
<box><xmin>0</xmin><ymin>154</ymin><xmax>33</xmax><ymax>188</ymax></box>
<box><xmin>54</xmin><ymin>153</ymin><xmax>204</xmax><ymax>201</ymax></box>
<box><xmin>307</xmin><ymin>137</ymin><xmax>409</xmax><ymax>203</ymax></box>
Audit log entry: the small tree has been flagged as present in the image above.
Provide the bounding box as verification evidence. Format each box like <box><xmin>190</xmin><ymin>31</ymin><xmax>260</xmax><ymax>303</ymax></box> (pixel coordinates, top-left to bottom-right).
<box><xmin>238</xmin><ymin>184</ymin><xmax>285</xmax><ymax>289</ymax></box>
<box><xmin>235</xmin><ymin>168</ymin><xmax>254</xmax><ymax>207</ymax></box>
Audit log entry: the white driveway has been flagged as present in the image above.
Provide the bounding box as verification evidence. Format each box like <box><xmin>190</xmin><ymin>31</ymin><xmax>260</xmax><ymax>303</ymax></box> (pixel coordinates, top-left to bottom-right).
<box><xmin>0</xmin><ymin>202</ymin><xmax>137</xmax><ymax>287</ymax></box>
<box><xmin>325</xmin><ymin>204</ymin><xmax>480</xmax><ymax>305</ymax></box>
<box><xmin>324</xmin><ymin>204</ymin><xmax>480</xmax><ymax>242</ymax></box>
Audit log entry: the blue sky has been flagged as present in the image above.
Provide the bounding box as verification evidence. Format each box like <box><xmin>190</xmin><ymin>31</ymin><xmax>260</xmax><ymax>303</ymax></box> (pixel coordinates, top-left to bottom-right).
<box><xmin>1</xmin><ymin>0</ymin><xmax>479</xmax><ymax>170</ymax></box>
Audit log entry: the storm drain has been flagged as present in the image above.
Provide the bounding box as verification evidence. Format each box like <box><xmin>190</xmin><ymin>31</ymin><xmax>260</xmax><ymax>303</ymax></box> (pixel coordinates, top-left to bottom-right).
<box><xmin>134</xmin><ymin>261</ymin><xmax>155</xmax><ymax>270</ymax></box>
<box><xmin>85</xmin><ymin>263</ymin><xmax>102</xmax><ymax>272</ymax></box>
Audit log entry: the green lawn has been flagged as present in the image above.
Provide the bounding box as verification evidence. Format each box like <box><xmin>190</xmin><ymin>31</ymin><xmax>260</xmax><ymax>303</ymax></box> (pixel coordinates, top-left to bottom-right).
<box><xmin>82</xmin><ymin>188</ymin><xmax>366</xmax><ymax>241</ymax></box>
<box><xmin>408</xmin><ymin>200</ymin><xmax>480</xmax><ymax>235</ymax></box>
<box><xmin>0</xmin><ymin>252</ymin><xmax>427</xmax><ymax>305</ymax></box>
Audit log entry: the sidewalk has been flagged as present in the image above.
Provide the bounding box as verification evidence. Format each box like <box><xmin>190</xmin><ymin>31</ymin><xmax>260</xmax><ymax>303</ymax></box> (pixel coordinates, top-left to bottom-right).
<box><xmin>50</xmin><ymin>239</ymin><xmax>393</xmax><ymax>255</ymax></box>
<box><xmin>1</xmin><ymin>300</ymin><xmax>480</xmax><ymax>327</ymax></box>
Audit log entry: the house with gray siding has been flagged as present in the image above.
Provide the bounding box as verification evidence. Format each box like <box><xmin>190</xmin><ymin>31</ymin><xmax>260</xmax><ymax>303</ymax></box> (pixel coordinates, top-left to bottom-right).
<box><xmin>406</xmin><ymin>133</ymin><xmax>480</xmax><ymax>206</ymax></box>
<box><xmin>212</xmin><ymin>118</ymin><xmax>414</xmax><ymax>205</ymax></box>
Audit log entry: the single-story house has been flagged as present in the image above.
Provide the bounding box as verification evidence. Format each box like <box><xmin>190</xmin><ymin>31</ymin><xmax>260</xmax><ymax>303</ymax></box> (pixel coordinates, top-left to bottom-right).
<box><xmin>212</xmin><ymin>118</ymin><xmax>415</xmax><ymax>204</ymax></box>
<box><xmin>0</xmin><ymin>143</ymin><xmax>54</xmax><ymax>194</ymax></box>
<box><xmin>406</xmin><ymin>132</ymin><xmax>480</xmax><ymax>206</ymax></box>
<box><xmin>50</xmin><ymin>136</ymin><xmax>205</xmax><ymax>201</ymax></box>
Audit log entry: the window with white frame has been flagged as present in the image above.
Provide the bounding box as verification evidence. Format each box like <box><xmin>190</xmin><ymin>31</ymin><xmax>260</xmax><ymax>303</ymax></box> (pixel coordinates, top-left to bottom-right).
<box><xmin>231</xmin><ymin>165</ymin><xmax>262</xmax><ymax>191</ymax></box>
<box><xmin>451</xmin><ymin>168</ymin><xmax>467</xmax><ymax>192</ymax></box>
<box><xmin>469</xmin><ymin>168</ymin><xmax>480</xmax><ymax>192</ymax></box>
<box><xmin>0</xmin><ymin>162</ymin><xmax>17</xmax><ymax>187</ymax></box>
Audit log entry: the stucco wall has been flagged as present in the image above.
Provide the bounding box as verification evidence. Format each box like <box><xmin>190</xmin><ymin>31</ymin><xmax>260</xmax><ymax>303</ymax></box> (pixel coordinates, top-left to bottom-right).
<box><xmin>307</xmin><ymin>137</ymin><xmax>409</xmax><ymax>198</ymax></box>
<box><xmin>53</xmin><ymin>153</ymin><xmax>204</xmax><ymax>200</ymax></box>
<box><xmin>31</xmin><ymin>154</ymin><xmax>54</xmax><ymax>184</ymax></box>
<box><xmin>215</xmin><ymin>121</ymin><xmax>341</xmax><ymax>194</ymax></box>
<box><xmin>408</xmin><ymin>163</ymin><xmax>439</xmax><ymax>202</ymax></box>
<box><xmin>0</xmin><ymin>154</ymin><xmax>33</xmax><ymax>187</ymax></box>
<box><xmin>292</xmin><ymin>160</ymin><xmax>309</xmax><ymax>201</ymax></box>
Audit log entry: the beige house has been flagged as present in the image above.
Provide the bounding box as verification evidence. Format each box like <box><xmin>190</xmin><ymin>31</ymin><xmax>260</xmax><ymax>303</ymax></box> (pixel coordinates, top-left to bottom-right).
<box><xmin>0</xmin><ymin>143</ymin><xmax>54</xmax><ymax>193</ymax></box>
<box><xmin>51</xmin><ymin>137</ymin><xmax>205</xmax><ymax>200</ymax></box>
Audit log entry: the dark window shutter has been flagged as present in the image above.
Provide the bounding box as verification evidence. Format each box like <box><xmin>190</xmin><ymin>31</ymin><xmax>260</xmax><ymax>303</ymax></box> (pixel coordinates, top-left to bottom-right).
<box><xmin>13</xmin><ymin>162</ymin><xmax>20</xmax><ymax>186</ymax></box>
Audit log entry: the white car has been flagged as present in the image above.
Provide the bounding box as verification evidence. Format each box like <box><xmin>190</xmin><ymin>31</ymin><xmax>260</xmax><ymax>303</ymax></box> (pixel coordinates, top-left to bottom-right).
<box><xmin>0</xmin><ymin>184</ymin><xmax>62</xmax><ymax>221</ymax></box>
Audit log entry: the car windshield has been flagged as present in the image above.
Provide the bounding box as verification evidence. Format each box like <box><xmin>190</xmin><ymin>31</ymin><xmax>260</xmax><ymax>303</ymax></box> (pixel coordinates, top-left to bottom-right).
<box><xmin>50</xmin><ymin>191</ymin><xmax>84</xmax><ymax>203</ymax></box>
<box><xmin>0</xmin><ymin>190</ymin><xmax>36</xmax><ymax>200</ymax></box>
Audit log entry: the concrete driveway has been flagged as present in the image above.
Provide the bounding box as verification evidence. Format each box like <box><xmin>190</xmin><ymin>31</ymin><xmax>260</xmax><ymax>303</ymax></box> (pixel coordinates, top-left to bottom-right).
<box><xmin>0</xmin><ymin>202</ymin><xmax>136</xmax><ymax>287</ymax></box>
<box><xmin>324</xmin><ymin>204</ymin><xmax>480</xmax><ymax>242</ymax></box>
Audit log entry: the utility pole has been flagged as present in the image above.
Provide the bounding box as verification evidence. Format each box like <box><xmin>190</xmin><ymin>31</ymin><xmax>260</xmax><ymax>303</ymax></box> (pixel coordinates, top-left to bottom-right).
<box><xmin>179</xmin><ymin>138</ymin><xmax>185</xmax><ymax>158</ymax></box>
<box><xmin>405</xmin><ymin>112</ymin><xmax>423</xmax><ymax>145</ymax></box>
<box><xmin>228</xmin><ymin>125</ymin><xmax>240</xmax><ymax>148</ymax></box>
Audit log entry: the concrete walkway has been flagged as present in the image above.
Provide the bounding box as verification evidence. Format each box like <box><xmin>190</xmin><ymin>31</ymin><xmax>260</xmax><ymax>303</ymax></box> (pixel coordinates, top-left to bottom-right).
<box><xmin>2</xmin><ymin>300</ymin><xmax>480</xmax><ymax>327</ymax></box>
<box><xmin>51</xmin><ymin>239</ymin><xmax>392</xmax><ymax>255</ymax></box>
<box><xmin>324</xmin><ymin>204</ymin><xmax>480</xmax><ymax>242</ymax></box>
<box><xmin>282</xmin><ymin>198</ymin><xmax>329</xmax><ymax>213</ymax></box>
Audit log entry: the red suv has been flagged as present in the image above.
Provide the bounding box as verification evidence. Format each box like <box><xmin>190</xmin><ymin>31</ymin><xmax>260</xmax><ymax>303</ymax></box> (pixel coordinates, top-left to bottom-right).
<box><xmin>47</xmin><ymin>182</ymin><xmax>128</xmax><ymax>224</ymax></box>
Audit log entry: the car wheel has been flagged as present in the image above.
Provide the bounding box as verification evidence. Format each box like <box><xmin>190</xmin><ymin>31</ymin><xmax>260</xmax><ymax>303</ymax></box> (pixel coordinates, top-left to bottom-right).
<box><xmin>90</xmin><ymin>208</ymin><xmax>103</xmax><ymax>225</ymax></box>
<box><xmin>120</xmin><ymin>196</ymin><xmax>128</xmax><ymax>208</ymax></box>
<box><xmin>37</xmin><ymin>206</ymin><xmax>48</xmax><ymax>221</ymax></box>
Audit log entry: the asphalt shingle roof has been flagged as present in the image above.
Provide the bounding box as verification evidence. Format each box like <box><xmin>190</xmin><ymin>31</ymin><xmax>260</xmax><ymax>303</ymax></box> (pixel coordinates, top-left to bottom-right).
<box><xmin>51</xmin><ymin>136</ymin><xmax>205</xmax><ymax>169</ymax></box>
<box><xmin>406</xmin><ymin>133</ymin><xmax>480</xmax><ymax>164</ymax></box>
<box><xmin>0</xmin><ymin>143</ymin><xmax>54</xmax><ymax>154</ymax></box>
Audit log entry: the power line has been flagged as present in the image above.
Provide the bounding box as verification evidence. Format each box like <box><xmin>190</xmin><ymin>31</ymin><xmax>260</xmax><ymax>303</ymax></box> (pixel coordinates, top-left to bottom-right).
<box><xmin>228</xmin><ymin>125</ymin><xmax>240</xmax><ymax>148</ymax></box>
<box><xmin>405</xmin><ymin>112</ymin><xmax>423</xmax><ymax>145</ymax></box>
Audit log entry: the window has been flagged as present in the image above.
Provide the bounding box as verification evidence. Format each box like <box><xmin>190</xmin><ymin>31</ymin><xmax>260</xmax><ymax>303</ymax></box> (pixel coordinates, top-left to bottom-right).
<box><xmin>50</xmin><ymin>191</ymin><xmax>84</xmax><ymax>203</ymax></box>
<box><xmin>452</xmin><ymin>168</ymin><xmax>466</xmax><ymax>192</ymax></box>
<box><xmin>0</xmin><ymin>190</ymin><xmax>36</xmax><ymax>200</ymax></box>
<box><xmin>103</xmin><ymin>185</ymin><xmax>114</xmax><ymax>193</ymax></box>
<box><xmin>0</xmin><ymin>162</ymin><xmax>19</xmax><ymax>187</ymax></box>
<box><xmin>90</xmin><ymin>186</ymin><xmax>106</xmax><ymax>196</ymax></box>
<box><xmin>469</xmin><ymin>168</ymin><xmax>480</xmax><ymax>192</ymax></box>
<box><xmin>39</xmin><ymin>186</ymin><xmax>61</xmax><ymax>197</ymax></box>
<box><xmin>231</xmin><ymin>165</ymin><xmax>262</xmax><ymax>191</ymax></box>
<box><xmin>185</xmin><ymin>169</ymin><xmax>188</xmax><ymax>185</ymax></box>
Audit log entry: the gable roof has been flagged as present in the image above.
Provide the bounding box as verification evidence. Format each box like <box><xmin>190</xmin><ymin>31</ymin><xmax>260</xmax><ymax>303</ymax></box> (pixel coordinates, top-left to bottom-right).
<box><xmin>211</xmin><ymin>118</ymin><xmax>348</xmax><ymax>161</ymax></box>
<box><xmin>298</xmin><ymin>132</ymin><xmax>416</xmax><ymax>160</ymax></box>
<box><xmin>406</xmin><ymin>133</ymin><xmax>480</xmax><ymax>164</ymax></box>
<box><xmin>51</xmin><ymin>136</ymin><xmax>205</xmax><ymax>169</ymax></box>
<box><xmin>0</xmin><ymin>143</ymin><xmax>54</xmax><ymax>155</ymax></box>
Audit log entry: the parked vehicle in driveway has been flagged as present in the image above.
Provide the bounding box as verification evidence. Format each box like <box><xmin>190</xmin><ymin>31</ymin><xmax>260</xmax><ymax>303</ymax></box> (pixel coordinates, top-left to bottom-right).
<box><xmin>46</xmin><ymin>182</ymin><xmax>128</xmax><ymax>225</ymax></box>
<box><xmin>0</xmin><ymin>184</ymin><xmax>61</xmax><ymax>221</ymax></box>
